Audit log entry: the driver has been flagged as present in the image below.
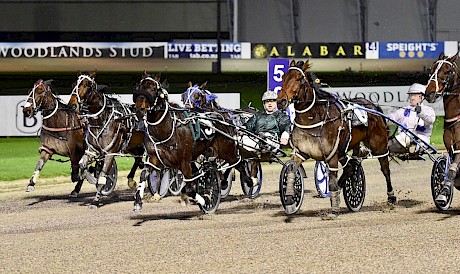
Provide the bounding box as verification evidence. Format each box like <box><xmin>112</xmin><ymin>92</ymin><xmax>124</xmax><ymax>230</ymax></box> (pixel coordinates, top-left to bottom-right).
<box><xmin>387</xmin><ymin>83</ymin><xmax>436</xmax><ymax>154</ymax></box>
<box><xmin>240</xmin><ymin>90</ymin><xmax>291</xmax><ymax>153</ymax></box>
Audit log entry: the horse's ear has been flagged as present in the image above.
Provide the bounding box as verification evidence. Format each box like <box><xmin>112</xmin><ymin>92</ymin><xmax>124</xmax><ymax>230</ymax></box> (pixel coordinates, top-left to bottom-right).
<box><xmin>143</xmin><ymin>70</ymin><xmax>148</xmax><ymax>78</ymax></box>
<box><xmin>290</xmin><ymin>60</ymin><xmax>296</xmax><ymax>67</ymax></box>
<box><xmin>438</xmin><ymin>52</ymin><xmax>445</xmax><ymax>60</ymax></box>
<box><xmin>188</xmin><ymin>81</ymin><xmax>193</xmax><ymax>87</ymax></box>
<box><xmin>200</xmin><ymin>81</ymin><xmax>208</xmax><ymax>89</ymax></box>
<box><xmin>302</xmin><ymin>60</ymin><xmax>310</xmax><ymax>71</ymax></box>
<box><xmin>448</xmin><ymin>52</ymin><xmax>459</xmax><ymax>62</ymax></box>
<box><xmin>77</xmin><ymin>70</ymin><xmax>81</xmax><ymax>76</ymax></box>
<box><xmin>90</xmin><ymin>71</ymin><xmax>97</xmax><ymax>78</ymax></box>
<box><xmin>161</xmin><ymin>78</ymin><xmax>169</xmax><ymax>89</ymax></box>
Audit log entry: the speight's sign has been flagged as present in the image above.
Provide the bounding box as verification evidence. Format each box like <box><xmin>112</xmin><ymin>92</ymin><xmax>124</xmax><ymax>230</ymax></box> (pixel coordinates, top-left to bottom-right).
<box><xmin>252</xmin><ymin>43</ymin><xmax>365</xmax><ymax>58</ymax></box>
<box><xmin>0</xmin><ymin>42</ymin><xmax>167</xmax><ymax>58</ymax></box>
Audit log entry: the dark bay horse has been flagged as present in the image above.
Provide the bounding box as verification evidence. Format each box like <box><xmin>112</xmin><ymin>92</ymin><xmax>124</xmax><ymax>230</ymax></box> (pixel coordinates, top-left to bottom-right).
<box><xmin>180</xmin><ymin>81</ymin><xmax>263</xmax><ymax>194</ymax></box>
<box><xmin>425</xmin><ymin>52</ymin><xmax>460</xmax><ymax>203</ymax></box>
<box><xmin>277</xmin><ymin>60</ymin><xmax>394</xmax><ymax>219</ymax></box>
<box><xmin>22</xmin><ymin>79</ymin><xmax>85</xmax><ymax>197</ymax></box>
<box><xmin>67</xmin><ymin>71</ymin><xmax>145</xmax><ymax>206</ymax></box>
<box><xmin>133</xmin><ymin>71</ymin><xmax>240</xmax><ymax>212</ymax></box>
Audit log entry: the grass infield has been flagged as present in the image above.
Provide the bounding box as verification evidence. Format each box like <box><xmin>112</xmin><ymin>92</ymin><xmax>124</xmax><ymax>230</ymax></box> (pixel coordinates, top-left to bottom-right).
<box><xmin>0</xmin><ymin>116</ymin><xmax>446</xmax><ymax>181</ymax></box>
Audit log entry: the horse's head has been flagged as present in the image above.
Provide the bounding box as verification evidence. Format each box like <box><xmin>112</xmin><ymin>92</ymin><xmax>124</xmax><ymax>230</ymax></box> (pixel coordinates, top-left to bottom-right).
<box><xmin>68</xmin><ymin>71</ymin><xmax>97</xmax><ymax>112</ymax></box>
<box><xmin>22</xmin><ymin>79</ymin><xmax>54</xmax><ymax>118</ymax></box>
<box><xmin>133</xmin><ymin>70</ymin><xmax>168</xmax><ymax>118</ymax></box>
<box><xmin>182</xmin><ymin>81</ymin><xmax>208</xmax><ymax>108</ymax></box>
<box><xmin>277</xmin><ymin>60</ymin><xmax>312</xmax><ymax>110</ymax></box>
<box><xmin>425</xmin><ymin>52</ymin><xmax>459</xmax><ymax>103</ymax></box>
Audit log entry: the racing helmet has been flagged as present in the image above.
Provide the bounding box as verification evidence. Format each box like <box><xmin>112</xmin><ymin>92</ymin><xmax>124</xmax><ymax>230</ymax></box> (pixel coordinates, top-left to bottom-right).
<box><xmin>407</xmin><ymin>83</ymin><xmax>425</xmax><ymax>95</ymax></box>
<box><xmin>262</xmin><ymin>90</ymin><xmax>277</xmax><ymax>102</ymax></box>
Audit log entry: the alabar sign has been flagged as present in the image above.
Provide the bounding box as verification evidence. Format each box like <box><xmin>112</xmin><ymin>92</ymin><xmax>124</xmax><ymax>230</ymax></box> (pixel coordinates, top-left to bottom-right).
<box><xmin>252</xmin><ymin>43</ymin><xmax>365</xmax><ymax>58</ymax></box>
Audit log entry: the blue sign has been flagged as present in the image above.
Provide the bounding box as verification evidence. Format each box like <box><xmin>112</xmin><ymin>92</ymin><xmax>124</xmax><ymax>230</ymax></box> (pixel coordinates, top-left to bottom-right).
<box><xmin>379</xmin><ymin>42</ymin><xmax>443</xmax><ymax>59</ymax></box>
<box><xmin>268</xmin><ymin>58</ymin><xmax>289</xmax><ymax>93</ymax></box>
<box><xmin>167</xmin><ymin>42</ymin><xmax>251</xmax><ymax>59</ymax></box>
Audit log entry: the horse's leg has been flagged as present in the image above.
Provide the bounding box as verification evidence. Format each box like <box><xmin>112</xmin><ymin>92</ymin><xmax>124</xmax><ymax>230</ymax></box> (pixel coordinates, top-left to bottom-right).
<box><xmin>285</xmin><ymin>156</ymin><xmax>304</xmax><ymax>205</ymax></box>
<box><xmin>69</xmin><ymin>163</ymin><xmax>83</xmax><ymax>198</ymax></box>
<box><xmin>436</xmin><ymin>153</ymin><xmax>460</xmax><ymax>203</ymax></box>
<box><xmin>249</xmin><ymin>160</ymin><xmax>259</xmax><ymax>187</ymax></box>
<box><xmin>324</xmin><ymin>155</ymin><xmax>340</xmax><ymax>220</ymax></box>
<box><xmin>26</xmin><ymin>150</ymin><xmax>52</xmax><ymax>192</ymax></box>
<box><xmin>378</xmin><ymin>156</ymin><xmax>396</xmax><ymax>204</ymax></box>
<box><xmin>90</xmin><ymin>155</ymin><xmax>115</xmax><ymax>207</ymax></box>
<box><xmin>127</xmin><ymin>156</ymin><xmax>142</xmax><ymax>190</ymax></box>
<box><xmin>181</xmin><ymin>162</ymin><xmax>206</xmax><ymax>206</ymax></box>
<box><xmin>133</xmin><ymin>165</ymin><xmax>150</xmax><ymax>211</ymax></box>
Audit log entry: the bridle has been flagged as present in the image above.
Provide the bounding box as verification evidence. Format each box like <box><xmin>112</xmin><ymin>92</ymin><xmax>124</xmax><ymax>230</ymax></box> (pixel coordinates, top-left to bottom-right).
<box><xmin>428</xmin><ymin>58</ymin><xmax>458</xmax><ymax>97</ymax></box>
<box><xmin>24</xmin><ymin>80</ymin><xmax>59</xmax><ymax>119</ymax></box>
<box><xmin>183</xmin><ymin>85</ymin><xmax>204</xmax><ymax>108</ymax></box>
<box><xmin>137</xmin><ymin>77</ymin><xmax>169</xmax><ymax>126</ymax></box>
<box><xmin>70</xmin><ymin>74</ymin><xmax>110</xmax><ymax>118</ymax></box>
<box><xmin>285</xmin><ymin>66</ymin><xmax>316</xmax><ymax>114</ymax></box>
<box><xmin>70</xmin><ymin>74</ymin><xmax>97</xmax><ymax>105</ymax></box>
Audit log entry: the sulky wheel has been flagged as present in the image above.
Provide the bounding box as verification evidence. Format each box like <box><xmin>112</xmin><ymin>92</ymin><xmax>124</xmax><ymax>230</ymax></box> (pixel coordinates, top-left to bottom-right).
<box><xmin>431</xmin><ymin>155</ymin><xmax>453</xmax><ymax>211</ymax></box>
<box><xmin>197</xmin><ymin>162</ymin><xmax>221</xmax><ymax>214</ymax></box>
<box><xmin>168</xmin><ymin>170</ymin><xmax>185</xmax><ymax>196</ymax></box>
<box><xmin>314</xmin><ymin>161</ymin><xmax>330</xmax><ymax>198</ymax></box>
<box><xmin>96</xmin><ymin>160</ymin><xmax>118</xmax><ymax>196</ymax></box>
<box><xmin>240</xmin><ymin>160</ymin><xmax>263</xmax><ymax>199</ymax></box>
<box><xmin>342</xmin><ymin>159</ymin><xmax>366</xmax><ymax>212</ymax></box>
<box><xmin>220</xmin><ymin>168</ymin><xmax>233</xmax><ymax>199</ymax></box>
<box><xmin>279</xmin><ymin>160</ymin><xmax>305</xmax><ymax>215</ymax></box>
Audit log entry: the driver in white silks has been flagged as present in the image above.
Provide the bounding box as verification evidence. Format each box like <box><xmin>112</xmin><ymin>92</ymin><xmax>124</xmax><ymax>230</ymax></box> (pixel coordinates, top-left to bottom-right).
<box><xmin>387</xmin><ymin>83</ymin><xmax>436</xmax><ymax>154</ymax></box>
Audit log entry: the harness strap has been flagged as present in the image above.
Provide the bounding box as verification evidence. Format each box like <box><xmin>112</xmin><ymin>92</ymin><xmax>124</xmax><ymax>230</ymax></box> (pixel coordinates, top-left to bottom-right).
<box><xmin>445</xmin><ymin>114</ymin><xmax>460</xmax><ymax>123</ymax></box>
<box><xmin>38</xmin><ymin>146</ymin><xmax>53</xmax><ymax>155</ymax></box>
<box><xmin>42</xmin><ymin>124</ymin><xmax>82</xmax><ymax>132</ymax></box>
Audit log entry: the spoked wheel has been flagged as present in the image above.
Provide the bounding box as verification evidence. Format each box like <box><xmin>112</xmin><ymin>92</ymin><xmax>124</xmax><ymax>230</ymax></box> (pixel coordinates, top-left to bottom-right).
<box><xmin>220</xmin><ymin>168</ymin><xmax>233</xmax><ymax>199</ymax></box>
<box><xmin>342</xmin><ymin>159</ymin><xmax>366</xmax><ymax>212</ymax></box>
<box><xmin>197</xmin><ymin>162</ymin><xmax>221</xmax><ymax>214</ymax></box>
<box><xmin>279</xmin><ymin>160</ymin><xmax>305</xmax><ymax>215</ymax></box>
<box><xmin>240</xmin><ymin>160</ymin><xmax>263</xmax><ymax>199</ymax></box>
<box><xmin>314</xmin><ymin>161</ymin><xmax>330</xmax><ymax>198</ymax></box>
<box><xmin>431</xmin><ymin>155</ymin><xmax>453</xmax><ymax>211</ymax></box>
<box><xmin>168</xmin><ymin>170</ymin><xmax>185</xmax><ymax>196</ymax></box>
<box><xmin>94</xmin><ymin>160</ymin><xmax>118</xmax><ymax>196</ymax></box>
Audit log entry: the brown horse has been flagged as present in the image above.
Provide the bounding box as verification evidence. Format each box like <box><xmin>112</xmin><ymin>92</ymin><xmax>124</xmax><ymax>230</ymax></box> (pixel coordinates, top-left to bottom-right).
<box><xmin>277</xmin><ymin>60</ymin><xmax>394</xmax><ymax>219</ymax></box>
<box><xmin>22</xmin><ymin>79</ymin><xmax>85</xmax><ymax>197</ymax></box>
<box><xmin>181</xmin><ymin>81</ymin><xmax>220</xmax><ymax>109</ymax></box>
<box><xmin>67</xmin><ymin>71</ymin><xmax>145</xmax><ymax>207</ymax></box>
<box><xmin>133</xmin><ymin>71</ymin><xmax>240</xmax><ymax>213</ymax></box>
<box><xmin>425</xmin><ymin>52</ymin><xmax>460</xmax><ymax>204</ymax></box>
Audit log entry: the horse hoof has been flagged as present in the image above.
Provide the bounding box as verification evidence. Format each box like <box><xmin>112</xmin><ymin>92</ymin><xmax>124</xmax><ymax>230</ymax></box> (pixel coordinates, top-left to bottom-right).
<box><xmin>321</xmin><ymin>211</ymin><xmax>339</xmax><ymax>220</ymax></box>
<box><xmin>133</xmin><ymin>204</ymin><xmax>142</xmax><ymax>212</ymax></box>
<box><xmin>88</xmin><ymin>204</ymin><xmax>98</xmax><ymax>209</ymax></box>
<box><xmin>127</xmin><ymin>178</ymin><xmax>136</xmax><ymax>190</ymax></box>
<box><xmin>284</xmin><ymin>195</ymin><xmax>295</xmax><ymax>206</ymax></box>
<box><xmin>69</xmin><ymin>191</ymin><xmax>78</xmax><ymax>198</ymax></box>
<box><xmin>26</xmin><ymin>185</ymin><xmax>35</xmax><ymax>192</ymax></box>
<box><xmin>387</xmin><ymin>196</ymin><xmax>397</xmax><ymax>204</ymax></box>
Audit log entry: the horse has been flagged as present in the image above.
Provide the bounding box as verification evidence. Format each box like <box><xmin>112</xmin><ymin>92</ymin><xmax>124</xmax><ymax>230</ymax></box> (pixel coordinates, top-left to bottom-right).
<box><xmin>182</xmin><ymin>81</ymin><xmax>220</xmax><ymax>109</ymax></box>
<box><xmin>425</xmin><ymin>52</ymin><xmax>460</xmax><ymax>203</ymax></box>
<box><xmin>67</xmin><ymin>71</ymin><xmax>145</xmax><ymax>207</ymax></box>
<box><xmin>133</xmin><ymin>71</ymin><xmax>240</xmax><ymax>212</ymax></box>
<box><xmin>277</xmin><ymin>60</ymin><xmax>394</xmax><ymax>219</ymax></box>
<box><xmin>180</xmin><ymin>81</ymin><xmax>267</xmax><ymax>195</ymax></box>
<box><xmin>22</xmin><ymin>79</ymin><xmax>85</xmax><ymax>197</ymax></box>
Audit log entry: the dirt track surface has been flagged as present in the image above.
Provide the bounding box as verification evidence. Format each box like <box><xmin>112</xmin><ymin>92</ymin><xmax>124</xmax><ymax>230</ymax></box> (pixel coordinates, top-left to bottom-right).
<box><xmin>2</xmin><ymin>159</ymin><xmax>460</xmax><ymax>273</ymax></box>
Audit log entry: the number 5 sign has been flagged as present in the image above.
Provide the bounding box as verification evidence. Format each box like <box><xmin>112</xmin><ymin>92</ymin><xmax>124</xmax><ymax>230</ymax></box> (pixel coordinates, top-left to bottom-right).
<box><xmin>268</xmin><ymin>58</ymin><xmax>290</xmax><ymax>93</ymax></box>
